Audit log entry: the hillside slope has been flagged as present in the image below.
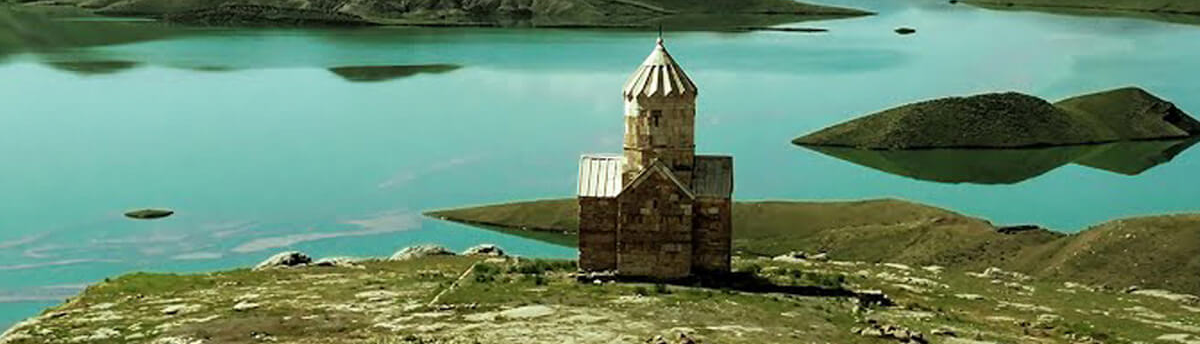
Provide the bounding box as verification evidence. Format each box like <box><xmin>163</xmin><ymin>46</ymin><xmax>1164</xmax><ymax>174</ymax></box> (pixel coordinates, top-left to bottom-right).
<box><xmin>16</xmin><ymin>0</ymin><xmax>872</xmax><ymax>27</ymax></box>
<box><xmin>793</xmin><ymin>87</ymin><xmax>1200</xmax><ymax>149</ymax></box>
<box><xmin>426</xmin><ymin>198</ymin><xmax>1200</xmax><ymax>295</ymax></box>
<box><xmin>963</xmin><ymin>0</ymin><xmax>1200</xmax><ymax>15</ymax></box>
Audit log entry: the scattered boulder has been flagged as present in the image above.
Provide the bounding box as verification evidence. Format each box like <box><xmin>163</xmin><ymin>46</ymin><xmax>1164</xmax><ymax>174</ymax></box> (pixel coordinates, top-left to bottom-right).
<box><xmin>931</xmin><ymin>328</ymin><xmax>957</xmax><ymax>337</ymax></box>
<box><xmin>1034</xmin><ymin>314</ymin><xmax>1063</xmax><ymax>328</ymax></box>
<box><xmin>1157</xmin><ymin>333</ymin><xmax>1200</xmax><ymax>344</ymax></box>
<box><xmin>232</xmin><ymin>301</ymin><xmax>260</xmax><ymax>312</ymax></box>
<box><xmin>462</xmin><ymin>244</ymin><xmax>506</xmax><ymax>257</ymax></box>
<box><xmin>857</xmin><ymin>290</ymin><xmax>895</xmax><ymax>307</ymax></box>
<box><xmin>160</xmin><ymin>304</ymin><xmax>202</xmax><ymax>315</ymax></box>
<box><xmin>390</xmin><ymin>244</ymin><xmax>456</xmax><ymax>261</ymax></box>
<box><xmin>498</xmin><ymin>305</ymin><xmax>555</xmax><ymax>319</ymax></box>
<box><xmin>954</xmin><ymin>293</ymin><xmax>986</xmax><ymax>301</ymax></box>
<box><xmin>854</xmin><ymin>321</ymin><xmax>927</xmax><ymax>343</ymax></box>
<box><xmin>772</xmin><ymin>251</ymin><xmax>813</xmax><ymax>263</ymax></box>
<box><xmin>968</xmin><ymin>267</ymin><xmax>1032</xmax><ymax>282</ymax></box>
<box><xmin>1130</xmin><ymin>289</ymin><xmax>1200</xmax><ymax>305</ymax></box>
<box><xmin>253</xmin><ymin>251</ymin><xmax>312</xmax><ymax>271</ymax></box>
<box><xmin>313</xmin><ymin>256</ymin><xmax>364</xmax><ymax>268</ymax></box>
<box><xmin>152</xmin><ymin>336</ymin><xmax>208</xmax><ymax>344</ymax></box>
<box><xmin>645</xmin><ymin>333</ymin><xmax>699</xmax><ymax>344</ymax></box>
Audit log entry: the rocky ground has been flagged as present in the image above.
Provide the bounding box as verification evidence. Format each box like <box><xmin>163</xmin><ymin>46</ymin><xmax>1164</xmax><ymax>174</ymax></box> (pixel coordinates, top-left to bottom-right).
<box><xmin>4</xmin><ymin>244</ymin><xmax>1199</xmax><ymax>344</ymax></box>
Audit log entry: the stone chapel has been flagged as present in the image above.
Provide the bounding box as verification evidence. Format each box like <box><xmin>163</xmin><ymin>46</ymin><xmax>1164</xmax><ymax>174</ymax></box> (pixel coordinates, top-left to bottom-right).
<box><xmin>576</xmin><ymin>37</ymin><xmax>734</xmax><ymax>279</ymax></box>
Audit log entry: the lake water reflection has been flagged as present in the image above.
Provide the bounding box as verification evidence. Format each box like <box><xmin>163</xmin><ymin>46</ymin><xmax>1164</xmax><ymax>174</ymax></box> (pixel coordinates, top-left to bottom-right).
<box><xmin>801</xmin><ymin>138</ymin><xmax>1200</xmax><ymax>184</ymax></box>
<box><xmin>3</xmin><ymin>0</ymin><xmax>1200</xmax><ymax>328</ymax></box>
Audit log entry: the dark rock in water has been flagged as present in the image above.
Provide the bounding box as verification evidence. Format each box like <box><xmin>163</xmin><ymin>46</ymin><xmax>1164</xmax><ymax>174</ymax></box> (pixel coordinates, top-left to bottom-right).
<box><xmin>894</xmin><ymin>27</ymin><xmax>916</xmax><ymax>34</ymax></box>
<box><xmin>328</xmin><ymin>64</ymin><xmax>461</xmax><ymax>83</ymax></box>
<box><xmin>794</xmin><ymin>87</ymin><xmax>1200</xmax><ymax>149</ymax></box>
<box><xmin>124</xmin><ymin>208</ymin><xmax>174</xmax><ymax>220</ymax></box>
<box><xmin>45</xmin><ymin>60</ymin><xmax>140</xmax><ymax>76</ymax></box>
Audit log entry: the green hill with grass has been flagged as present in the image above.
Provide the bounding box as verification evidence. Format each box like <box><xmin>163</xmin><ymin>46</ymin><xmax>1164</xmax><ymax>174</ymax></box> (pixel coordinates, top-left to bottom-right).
<box><xmin>425</xmin><ymin>198</ymin><xmax>1200</xmax><ymax>295</ymax></box>
<box><xmin>793</xmin><ymin>87</ymin><xmax>1200</xmax><ymax>149</ymax></box>
<box><xmin>15</xmin><ymin>0</ymin><xmax>871</xmax><ymax>27</ymax></box>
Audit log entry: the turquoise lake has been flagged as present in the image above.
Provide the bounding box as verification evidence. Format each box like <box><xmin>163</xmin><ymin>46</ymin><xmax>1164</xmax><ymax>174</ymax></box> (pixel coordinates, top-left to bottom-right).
<box><xmin>3</xmin><ymin>0</ymin><xmax>1200</xmax><ymax>328</ymax></box>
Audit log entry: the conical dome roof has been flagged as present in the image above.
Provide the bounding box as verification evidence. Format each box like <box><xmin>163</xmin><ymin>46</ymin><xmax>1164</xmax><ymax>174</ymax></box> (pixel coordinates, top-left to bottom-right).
<box><xmin>622</xmin><ymin>38</ymin><xmax>698</xmax><ymax>99</ymax></box>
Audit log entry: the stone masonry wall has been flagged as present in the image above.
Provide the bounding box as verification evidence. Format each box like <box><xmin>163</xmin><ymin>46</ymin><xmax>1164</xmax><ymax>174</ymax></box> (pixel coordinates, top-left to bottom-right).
<box><xmin>692</xmin><ymin>197</ymin><xmax>732</xmax><ymax>273</ymax></box>
<box><xmin>623</xmin><ymin>96</ymin><xmax>696</xmax><ymax>187</ymax></box>
<box><xmin>616</xmin><ymin>171</ymin><xmax>694</xmax><ymax>278</ymax></box>
<box><xmin>578</xmin><ymin>197</ymin><xmax>618</xmax><ymax>271</ymax></box>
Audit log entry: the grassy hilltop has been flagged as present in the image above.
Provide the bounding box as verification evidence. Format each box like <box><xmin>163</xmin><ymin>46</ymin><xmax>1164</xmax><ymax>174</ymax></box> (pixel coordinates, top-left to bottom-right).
<box><xmin>426</xmin><ymin>198</ymin><xmax>1200</xmax><ymax>295</ymax></box>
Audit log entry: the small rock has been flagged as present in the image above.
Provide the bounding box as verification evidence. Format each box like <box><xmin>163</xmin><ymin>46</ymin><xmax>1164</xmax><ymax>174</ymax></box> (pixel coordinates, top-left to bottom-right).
<box><xmin>954</xmin><ymin>293</ymin><xmax>986</xmax><ymax>301</ymax></box>
<box><xmin>152</xmin><ymin>337</ymin><xmax>209</xmax><ymax>344</ymax></box>
<box><xmin>233</xmin><ymin>301</ymin><xmax>260</xmax><ymax>312</ymax></box>
<box><xmin>498</xmin><ymin>305</ymin><xmax>555</xmax><ymax>319</ymax></box>
<box><xmin>857</xmin><ymin>290</ymin><xmax>895</xmax><ymax>307</ymax></box>
<box><xmin>390</xmin><ymin>244</ymin><xmax>456</xmax><ymax>261</ymax></box>
<box><xmin>1035</xmin><ymin>314</ymin><xmax>1063</xmax><ymax>328</ymax></box>
<box><xmin>931</xmin><ymin>328</ymin><xmax>956</xmax><ymax>337</ymax></box>
<box><xmin>313</xmin><ymin>257</ymin><xmax>364</xmax><ymax>268</ymax></box>
<box><xmin>462</xmin><ymin>244</ymin><xmax>506</xmax><ymax>257</ymax></box>
<box><xmin>161</xmin><ymin>304</ymin><xmax>201</xmax><ymax>315</ymax></box>
<box><xmin>253</xmin><ymin>251</ymin><xmax>312</xmax><ymax>271</ymax></box>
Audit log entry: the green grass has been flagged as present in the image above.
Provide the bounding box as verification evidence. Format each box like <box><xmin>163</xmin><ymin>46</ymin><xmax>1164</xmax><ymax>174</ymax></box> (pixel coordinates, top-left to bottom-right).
<box><xmin>6</xmin><ymin>254</ymin><xmax>1197</xmax><ymax>344</ymax></box>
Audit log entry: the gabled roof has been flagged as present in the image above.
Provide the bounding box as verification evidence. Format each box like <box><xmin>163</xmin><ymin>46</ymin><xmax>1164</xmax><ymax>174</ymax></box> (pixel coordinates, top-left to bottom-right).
<box><xmin>578</xmin><ymin>155</ymin><xmax>624</xmax><ymax>198</ymax></box>
<box><xmin>693</xmin><ymin>155</ymin><xmax>733</xmax><ymax>198</ymax></box>
<box><xmin>619</xmin><ymin>159</ymin><xmax>695</xmax><ymax>200</ymax></box>
<box><xmin>622</xmin><ymin>38</ymin><xmax>698</xmax><ymax>100</ymax></box>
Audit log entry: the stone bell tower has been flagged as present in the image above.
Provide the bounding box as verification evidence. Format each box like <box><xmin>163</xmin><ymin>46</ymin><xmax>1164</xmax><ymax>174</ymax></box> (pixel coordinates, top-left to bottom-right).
<box><xmin>577</xmin><ymin>35</ymin><xmax>733</xmax><ymax>279</ymax></box>
<box><xmin>621</xmin><ymin>37</ymin><xmax>699</xmax><ymax>186</ymax></box>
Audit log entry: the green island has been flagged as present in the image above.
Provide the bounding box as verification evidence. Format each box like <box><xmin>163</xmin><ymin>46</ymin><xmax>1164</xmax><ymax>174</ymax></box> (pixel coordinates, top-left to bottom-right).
<box><xmin>793</xmin><ymin>87</ymin><xmax>1200</xmax><ymax>150</ymax></box>
<box><xmin>5</xmin><ymin>198</ymin><xmax>1200</xmax><ymax>344</ymax></box>
<box><xmin>3</xmin><ymin>0</ymin><xmax>871</xmax><ymax>28</ymax></box>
